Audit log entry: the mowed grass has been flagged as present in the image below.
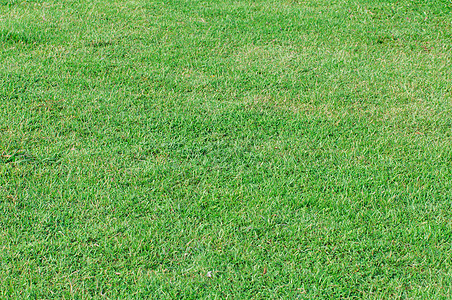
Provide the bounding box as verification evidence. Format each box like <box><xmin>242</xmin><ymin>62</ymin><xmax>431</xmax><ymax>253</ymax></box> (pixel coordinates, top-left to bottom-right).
<box><xmin>1</xmin><ymin>0</ymin><xmax>452</xmax><ymax>298</ymax></box>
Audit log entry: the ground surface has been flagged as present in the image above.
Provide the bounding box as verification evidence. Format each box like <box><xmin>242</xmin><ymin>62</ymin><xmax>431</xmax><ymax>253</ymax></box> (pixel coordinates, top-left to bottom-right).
<box><xmin>1</xmin><ymin>0</ymin><xmax>452</xmax><ymax>298</ymax></box>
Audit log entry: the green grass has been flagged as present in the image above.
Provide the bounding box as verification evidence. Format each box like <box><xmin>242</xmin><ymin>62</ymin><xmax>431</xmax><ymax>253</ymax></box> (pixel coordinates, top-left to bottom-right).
<box><xmin>1</xmin><ymin>0</ymin><xmax>452</xmax><ymax>298</ymax></box>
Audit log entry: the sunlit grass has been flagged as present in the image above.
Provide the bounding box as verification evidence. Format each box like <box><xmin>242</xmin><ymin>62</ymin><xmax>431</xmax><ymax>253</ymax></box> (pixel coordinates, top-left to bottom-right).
<box><xmin>1</xmin><ymin>0</ymin><xmax>452</xmax><ymax>298</ymax></box>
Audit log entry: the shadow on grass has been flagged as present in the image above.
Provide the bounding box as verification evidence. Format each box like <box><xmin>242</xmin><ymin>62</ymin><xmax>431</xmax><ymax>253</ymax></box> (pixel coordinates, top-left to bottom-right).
<box><xmin>0</xmin><ymin>25</ymin><xmax>44</xmax><ymax>45</ymax></box>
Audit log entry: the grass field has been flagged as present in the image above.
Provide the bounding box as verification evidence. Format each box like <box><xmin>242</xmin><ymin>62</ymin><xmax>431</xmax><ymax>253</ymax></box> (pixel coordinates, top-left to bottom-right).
<box><xmin>1</xmin><ymin>0</ymin><xmax>452</xmax><ymax>298</ymax></box>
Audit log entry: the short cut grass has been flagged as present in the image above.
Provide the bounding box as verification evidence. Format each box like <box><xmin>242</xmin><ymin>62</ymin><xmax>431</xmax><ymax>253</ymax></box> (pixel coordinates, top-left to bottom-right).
<box><xmin>1</xmin><ymin>0</ymin><xmax>452</xmax><ymax>298</ymax></box>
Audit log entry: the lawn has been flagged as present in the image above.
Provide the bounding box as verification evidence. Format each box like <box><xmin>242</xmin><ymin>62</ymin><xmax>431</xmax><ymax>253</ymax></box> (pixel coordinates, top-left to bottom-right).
<box><xmin>1</xmin><ymin>0</ymin><xmax>452</xmax><ymax>298</ymax></box>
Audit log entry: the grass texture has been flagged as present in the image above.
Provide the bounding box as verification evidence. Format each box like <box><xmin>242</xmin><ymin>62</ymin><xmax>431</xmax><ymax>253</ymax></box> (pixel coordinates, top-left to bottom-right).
<box><xmin>1</xmin><ymin>0</ymin><xmax>452</xmax><ymax>298</ymax></box>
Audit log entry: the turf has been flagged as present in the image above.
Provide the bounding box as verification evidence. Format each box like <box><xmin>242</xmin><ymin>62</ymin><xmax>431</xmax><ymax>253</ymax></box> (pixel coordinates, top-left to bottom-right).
<box><xmin>1</xmin><ymin>0</ymin><xmax>452</xmax><ymax>298</ymax></box>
